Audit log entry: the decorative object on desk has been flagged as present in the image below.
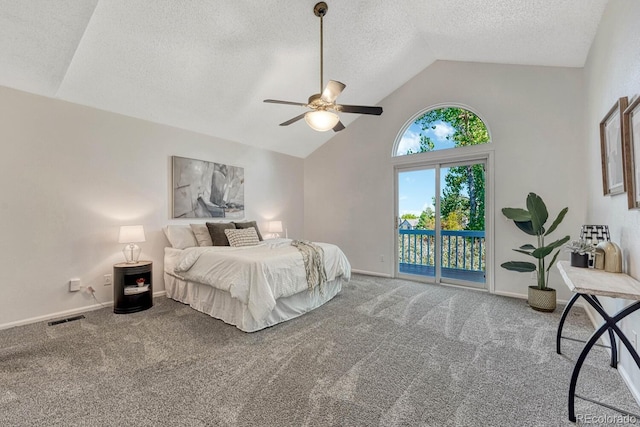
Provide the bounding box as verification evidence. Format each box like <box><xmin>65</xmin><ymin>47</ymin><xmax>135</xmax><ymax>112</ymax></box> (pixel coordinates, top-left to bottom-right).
<box><xmin>564</xmin><ymin>239</ymin><xmax>595</xmax><ymax>268</ymax></box>
<box><xmin>501</xmin><ymin>192</ymin><xmax>570</xmax><ymax>312</ymax></box>
<box><xmin>266</xmin><ymin>220</ymin><xmax>283</xmax><ymax>239</ymax></box>
<box><xmin>579</xmin><ymin>224</ymin><xmax>610</xmax><ymax>242</ymax></box>
<box><xmin>623</xmin><ymin>96</ymin><xmax>640</xmax><ymax>209</ymax></box>
<box><xmin>118</xmin><ymin>225</ymin><xmax>145</xmax><ymax>264</ymax></box>
<box><xmin>595</xmin><ymin>241</ymin><xmax>623</xmax><ymax>273</ymax></box>
<box><xmin>172</xmin><ymin>155</ymin><xmax>244</xmax><ymax>219</ymax></box>
<box><xmin>136</xmin><ymin>277</ymin><xmax>145</xmax><ymax>286</ymax></box>
<box><xmin>600</xmin><ymin>96</ymin><xmax>628</xmax><ymax>196</ymax></box>
<box><xmin>580</xmin><ymin>224</ymin><xmax>610</xmax><ymax>267</ymax></box>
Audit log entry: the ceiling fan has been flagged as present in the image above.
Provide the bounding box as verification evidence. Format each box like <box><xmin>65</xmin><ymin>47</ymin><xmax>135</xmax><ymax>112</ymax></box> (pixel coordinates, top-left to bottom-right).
<box><xmin>264</xmin><ymin>2</ymin><xmax>383</xmax><ymax>132</ymax></box>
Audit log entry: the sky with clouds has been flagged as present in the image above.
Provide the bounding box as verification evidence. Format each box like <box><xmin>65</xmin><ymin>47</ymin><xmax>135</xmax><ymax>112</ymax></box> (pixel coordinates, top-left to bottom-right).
<box><xmin>396</xmin><ymin>120</ymin><xmax>456</xmax><ymax>155</ymax></box>
<box><xmin>397</xmin><ymin>120</ymin><xmax>455</xmax><ymax>218</ymax></box>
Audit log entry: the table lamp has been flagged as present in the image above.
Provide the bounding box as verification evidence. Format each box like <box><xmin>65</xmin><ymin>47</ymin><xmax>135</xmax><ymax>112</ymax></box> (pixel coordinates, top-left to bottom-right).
<box><xmin>267</xmin><ymin>221</ymin><xmax>283</xmax><ymax>239</ymax></box>
<box><xmin>118</xmin><ymin>225</ymin><xmax>145</xmax><ymax>263</ymax></box>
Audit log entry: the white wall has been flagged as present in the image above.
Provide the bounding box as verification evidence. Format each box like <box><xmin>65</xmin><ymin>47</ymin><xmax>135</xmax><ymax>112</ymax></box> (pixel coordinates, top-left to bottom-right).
<box><xmin>304</xmin><ymin>60</ymin><xmax>585</xmax><ymax>300</ymax></box>
<box><xmin>0</xmin><ymin>86</ymin><xmax>304</xmax><ymax>328</ymax></box>
<box><xmin>583</xmin><ymin>0</ymin><xmax>640</xmax><ymax>397</ymax></box>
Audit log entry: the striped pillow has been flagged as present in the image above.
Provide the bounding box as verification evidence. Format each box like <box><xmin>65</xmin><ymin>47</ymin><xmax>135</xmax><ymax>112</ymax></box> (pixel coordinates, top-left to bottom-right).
<box><xmin>224</xmin><ymin>227</ymin><xmax>260</xmax><ymax>247</ymax></box>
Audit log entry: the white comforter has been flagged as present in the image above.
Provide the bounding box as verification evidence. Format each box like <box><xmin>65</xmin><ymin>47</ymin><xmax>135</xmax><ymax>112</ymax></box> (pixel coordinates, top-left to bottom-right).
<box><xmin>172</xmin><ymin>238</ymin><xmax>351</xmax><ymax>322</ymax></box>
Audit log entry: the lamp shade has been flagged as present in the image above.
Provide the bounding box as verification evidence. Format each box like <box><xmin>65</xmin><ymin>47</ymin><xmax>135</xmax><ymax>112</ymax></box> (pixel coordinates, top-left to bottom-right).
<box><xmin>305</xmin><ymin>110</ymin><xmax>339</xmax><ymax>132</ymax></box>
<box><xmin>267</xmin><ymin>221</ymin><xmax>283</xmax><ymax>233</ymax></box>
<box><xmin>118</xmin><ymin>225</ymin><xmax>146</xmax><ymax>243</ymax></box>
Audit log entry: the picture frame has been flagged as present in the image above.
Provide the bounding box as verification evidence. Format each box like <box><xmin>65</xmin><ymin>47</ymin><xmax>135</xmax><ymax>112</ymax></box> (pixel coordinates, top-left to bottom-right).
<box><xmin>172</xmin><ymin>156</ymin><xmax>245</xmax><ymax>219</ymax></box>
<box><xmin>623</xmin><ymin>96</ymin><xmax>640</xmax><ymax>209</ymax></box>
<box><xmin>600</xmin><ymin>96</ymin><xmax>628</xmax><ymax>196</ymax></box>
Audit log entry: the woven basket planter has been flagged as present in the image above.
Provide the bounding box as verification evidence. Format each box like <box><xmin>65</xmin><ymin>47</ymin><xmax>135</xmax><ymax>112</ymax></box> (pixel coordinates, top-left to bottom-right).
<box><xmin>528</xmin><ymin>286</ymin><xmax>556</xmax><ymax>312</ymax></box>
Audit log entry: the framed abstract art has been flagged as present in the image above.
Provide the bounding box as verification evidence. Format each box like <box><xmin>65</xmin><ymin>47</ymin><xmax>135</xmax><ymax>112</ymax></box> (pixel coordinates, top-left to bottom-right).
<box><xmin>172</xmin><ymin>156</ymin><xmax>245</xmax><ymax>219</ymax></box>
<box><xmin>623</xmin><ymin>96</ymin><xmax>640</xmax><ymax>209</ymax></box>
<box><xmin>599</xmin><ymin>96</ymin><xmax>628</xmax><ymax>196</ymax></box>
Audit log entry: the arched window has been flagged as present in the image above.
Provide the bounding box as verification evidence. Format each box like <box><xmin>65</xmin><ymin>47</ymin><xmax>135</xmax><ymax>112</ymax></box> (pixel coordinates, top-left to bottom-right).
<box><xmin>394</xmin><ymin>106</ymin><xmax>490</xmax><ymax>156</ymax></box>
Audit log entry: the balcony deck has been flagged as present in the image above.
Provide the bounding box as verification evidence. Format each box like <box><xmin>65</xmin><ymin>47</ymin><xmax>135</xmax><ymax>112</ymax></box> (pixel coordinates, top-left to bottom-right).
<box><xmin>399</xmin><ymin>263</ymin><xmax>485</xmax><ymax>283</ymax></box>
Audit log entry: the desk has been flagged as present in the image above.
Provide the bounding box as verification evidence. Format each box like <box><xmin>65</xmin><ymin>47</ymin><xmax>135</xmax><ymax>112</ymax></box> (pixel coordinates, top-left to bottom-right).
<box><xmin>556</xmin><ymin>261</ymin><xmax>640</xmax><ymax>422</ymax></box>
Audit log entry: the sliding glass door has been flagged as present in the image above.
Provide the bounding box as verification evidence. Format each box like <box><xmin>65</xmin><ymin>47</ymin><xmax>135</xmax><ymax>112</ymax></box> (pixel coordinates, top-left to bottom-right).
<box><xmin>396</xmin><ymin>160</ymin><xmax>486</xmax><ymax>288</ymax></box>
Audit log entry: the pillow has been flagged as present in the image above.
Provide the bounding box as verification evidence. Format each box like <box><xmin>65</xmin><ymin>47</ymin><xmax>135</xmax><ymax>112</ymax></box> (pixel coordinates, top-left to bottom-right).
<box><xmin>163</xmin><ymin>225</ymin><xmax>198</xmax><ymax>249</ymax></box>
<box><xmin>190</xmin><ymin>223</ymin><xmax>213</xmax><ymax>246</ymax></box>
<box><xmin>224</xmin><ymin>227</ymin><xmax>260</xmax><ymax>247</ymax></box>
<box><xmin>233</xmin><ymin>221</ymin><xmax>263</xmax><ymax>241</ymax></box>
<box><xmin>206</xmin><ymin>222</ymin><xmax>236</xmax><ymax>246</ymax></box>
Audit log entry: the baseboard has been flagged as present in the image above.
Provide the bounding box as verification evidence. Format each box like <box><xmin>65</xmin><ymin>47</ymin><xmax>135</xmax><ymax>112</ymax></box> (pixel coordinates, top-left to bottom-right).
<box><xmin>0</xmin><ymin>289</ymin><xmax>167</xmax><ymax>331</ymax></box>
<box><xmin>618</xmin><ymin>365</ymin><xmax>640</xmax><ymax>407</ymax></box>
<box><xmin>351</xmin><ymin>269</ymin><xmax>392</xmax><ymax>278</ymax></box>
<box><xmin>0</xmin><ymin>303</ymin><xmax>111</xmax><ymax>331</ymax></box>
<box><xmin>493</xmin><ymin>290</ymin><xmax>582</xmax><ymax>306</ymax></box>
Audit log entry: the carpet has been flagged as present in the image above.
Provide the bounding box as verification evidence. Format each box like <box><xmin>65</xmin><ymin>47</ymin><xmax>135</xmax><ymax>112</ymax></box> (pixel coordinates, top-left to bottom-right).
<box><xmin>1</xmin><ymin>274</ymin><xmax>638</xmax><ymax>426</ymax></box>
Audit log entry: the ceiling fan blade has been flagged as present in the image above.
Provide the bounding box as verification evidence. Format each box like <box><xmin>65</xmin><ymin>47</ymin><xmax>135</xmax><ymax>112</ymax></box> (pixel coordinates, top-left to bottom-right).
<box><xmin>337</xmin><ymin>104</ymin><xmax>383</xmax><ymax>115</ymax></box>
<box><xmin>332</xmin><ymin>121</ymin><xmax>345</xmax><ymax>132</ymax></box>
<box><xmin>279</xmin><ymin>113</ymin><xmax>307</xmax><ymax>126</ymax></box>
<box><xmin>321</xmin><ymin>80</ymin><xmax>346</xmax><ymax>103</ymax></box>
<box><xmin>264</xmin><ymin>99</ymin><xmax>308</xmax><ymax>107</ymax></box>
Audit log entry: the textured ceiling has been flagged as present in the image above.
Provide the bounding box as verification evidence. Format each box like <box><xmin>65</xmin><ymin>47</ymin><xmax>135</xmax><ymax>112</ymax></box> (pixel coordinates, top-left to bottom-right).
<box><xmin>0</xmin><ymin>0</ymin><xmax>609</xmax><ymax>158</ymax></box>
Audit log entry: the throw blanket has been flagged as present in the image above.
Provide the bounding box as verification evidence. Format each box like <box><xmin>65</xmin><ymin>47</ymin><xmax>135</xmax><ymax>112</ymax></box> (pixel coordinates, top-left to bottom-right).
<box><xmin>291</xmin><ymin>240</ymin><xmax>327</xmax><ymax>291</ymax></box>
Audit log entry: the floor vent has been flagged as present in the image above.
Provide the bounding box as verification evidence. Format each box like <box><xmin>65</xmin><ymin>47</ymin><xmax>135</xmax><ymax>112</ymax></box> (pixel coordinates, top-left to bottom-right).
<box><xmin>48</xmin><ymin>315</ymin><xmax>85</xmax><ymax>326</ymax></box>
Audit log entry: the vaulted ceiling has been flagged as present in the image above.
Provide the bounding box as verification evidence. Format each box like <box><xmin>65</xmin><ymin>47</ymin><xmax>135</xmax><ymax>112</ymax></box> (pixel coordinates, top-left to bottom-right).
<box><xmin>0</xmin><ymin>0</ymin><xmax>609</xmax><ymax>157</ymax></box>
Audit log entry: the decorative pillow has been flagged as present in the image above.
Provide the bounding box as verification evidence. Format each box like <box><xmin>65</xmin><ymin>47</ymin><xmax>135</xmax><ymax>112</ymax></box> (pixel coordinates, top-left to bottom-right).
<box><xmin>206</xmin><ymin>222</ymin><xmax>236</xmax><ymax>246</ymax></box>
<box><xmin>224</xmin><ymin>227</ymin><xmax>260</xmax><ymax>247</ymax></box>
<box><xmin>163</xmin><ymin>225</ymin><xmax>198</xmax><ymax>249</ymax></box>
<box><xmin>233</xmin><ymin>221</ymin><xmax>263</xmax><ymax>241</ymax></box>
<box><xmin>190</xmin><ymin>223</ymin><xmax>213</xmax><ymax>246</ymax></box>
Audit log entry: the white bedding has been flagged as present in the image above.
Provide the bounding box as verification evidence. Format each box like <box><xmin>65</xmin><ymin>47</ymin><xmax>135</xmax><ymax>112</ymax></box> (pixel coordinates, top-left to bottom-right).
<box><xmin>170</xmin><ymin>238</ymin><xmax>351</xmax><ymax>323</ymax></box>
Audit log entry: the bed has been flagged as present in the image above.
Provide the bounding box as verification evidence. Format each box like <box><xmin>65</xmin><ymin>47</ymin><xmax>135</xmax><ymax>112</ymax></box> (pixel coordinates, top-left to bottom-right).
<box><xmin>163</xmin><ymin>225</ymin><xmax>351</xmax><ymax>332</ymax></box>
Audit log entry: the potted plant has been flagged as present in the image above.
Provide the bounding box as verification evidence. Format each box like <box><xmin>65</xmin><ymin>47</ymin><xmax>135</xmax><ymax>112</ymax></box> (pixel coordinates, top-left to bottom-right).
<box><xmin>564</xmin><ymin>239</ymin><xmax>596</xmax><ymax>268</ymax></box>
<box><xmin>501</xmin><ymin>192</ymin><xmax>570</xmax><ymax>312</ymax></box>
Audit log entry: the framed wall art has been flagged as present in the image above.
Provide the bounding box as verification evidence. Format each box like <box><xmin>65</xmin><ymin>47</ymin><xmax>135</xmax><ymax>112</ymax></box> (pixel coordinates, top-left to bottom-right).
<box><xmin>623</xmin><ymin>96</ymin><xmax>640</xmax><ymax>209</ymax></box>
<box><xmin>600</xmin><ymin>96</ymin><xmax>628</xmax><ymax>196</ymax></box>
<box><xmin>172</xmin><ymin>156</ymin><xmax>245</xmax><ymax>219</ymax></box>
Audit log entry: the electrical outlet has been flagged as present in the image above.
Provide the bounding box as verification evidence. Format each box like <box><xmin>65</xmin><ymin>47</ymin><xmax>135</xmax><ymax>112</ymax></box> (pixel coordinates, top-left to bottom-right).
<box><xmin>69</xmin><ymin>279</ymin><xmax>81</xmax><ymax>292</ymax></box>
<box><xmin>104</xmin><ymin>273</ymin><xmax>112</xmax><ymax>286</ymax></box>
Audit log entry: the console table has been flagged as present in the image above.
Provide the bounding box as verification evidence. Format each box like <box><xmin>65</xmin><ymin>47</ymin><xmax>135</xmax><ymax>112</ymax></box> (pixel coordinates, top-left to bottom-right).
<box><xmin>556</xmin><ymin>261</ymin><xmax>640</xmax><ymax>422</ymax></box>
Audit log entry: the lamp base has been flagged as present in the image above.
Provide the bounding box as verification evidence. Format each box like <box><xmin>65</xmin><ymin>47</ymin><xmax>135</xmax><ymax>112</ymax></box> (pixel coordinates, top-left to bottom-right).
<box><xmin>123</xmin><ymin>243</ymin><xmax>141</xmax><ymax>263</ymax></box>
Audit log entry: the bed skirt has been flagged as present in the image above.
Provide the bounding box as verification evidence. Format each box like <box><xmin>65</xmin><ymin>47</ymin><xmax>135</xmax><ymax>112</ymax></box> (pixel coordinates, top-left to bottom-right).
<box><xmin>164</xmin><ymin>273</ymin><xmax>344</xmax><ymax>332</ymax></box>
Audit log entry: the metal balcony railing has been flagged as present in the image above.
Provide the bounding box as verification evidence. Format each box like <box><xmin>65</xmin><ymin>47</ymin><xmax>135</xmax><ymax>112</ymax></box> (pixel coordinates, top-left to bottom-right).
<box><xmin>398</xmin><ymin>229</ymin><xmax>485</xmax><ymax>283</ymax></box>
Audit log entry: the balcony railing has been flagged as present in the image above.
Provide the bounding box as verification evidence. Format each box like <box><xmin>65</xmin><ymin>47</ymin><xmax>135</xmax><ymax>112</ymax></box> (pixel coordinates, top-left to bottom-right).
<box><xmin>398</xmin><ymin>229</ymin><xmax>485</xmax><ymax>283</ymax></box>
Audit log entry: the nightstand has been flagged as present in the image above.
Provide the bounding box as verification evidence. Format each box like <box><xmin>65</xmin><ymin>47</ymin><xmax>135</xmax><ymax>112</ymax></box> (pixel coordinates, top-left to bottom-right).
<box><xmin>113</xmin><ymin>261</ymin><xmax>152</xmax><ymax>314</ymax></box>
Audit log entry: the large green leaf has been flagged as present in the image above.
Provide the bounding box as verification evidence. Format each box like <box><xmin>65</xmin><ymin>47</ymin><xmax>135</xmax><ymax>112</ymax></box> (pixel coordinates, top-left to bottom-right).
<box><xmin>531</xmin><ymin>236</ymin><xmax>570</xmax><ymax>259</ymax></box>
<box><xmin>546</xmin><ymin>249</ymin><xmax>562</xmax><ymax>273</ymax></box>
<box><xmin>501</xmin><ymin>261</ymin><xmax>536</xmax><ymax>272</ymax></box>
<box><xmin>526</xmin><ymin>193</ymin><xmax>548</xmax><ymax>235</ymax></box>
<box><xmin>502</xmin><ymin>208</ymin><xmax>531</xmax><ymax>222</ymax></box>
<box><xmin>515</xmin><ymin>220</ymin><xmax>537</xmax><ymax>236</ymax></box>
<box><xmin>546</xmin><ymin>235</ymin><xmax>571</xmax><ymax>250</ymax></box>
<box><xmin>519</xmin><ymin>244</ymin><xmax>536</xmax><ymax>250</ymax></box>
<box><xmin>513</xmin><ymin>249</ymin><xmax>535</xmax><ymax>257</ymax></box>
<box><xmin>544</xmin><ymin>207</ymin><xmax>569</xmax><ymax>236</ymax></box>
<box><xmin>532</xmin><ymin>246</ymin><xmax>554</xmax><ymax>259</ymax></box>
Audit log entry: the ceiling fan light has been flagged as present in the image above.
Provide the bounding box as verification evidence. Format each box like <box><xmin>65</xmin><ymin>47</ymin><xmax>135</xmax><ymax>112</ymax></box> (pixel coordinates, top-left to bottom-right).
<box><xmin>305</xmin><ymin>110</ymin><xmax>339</xmax><ymax>132</ymax></box>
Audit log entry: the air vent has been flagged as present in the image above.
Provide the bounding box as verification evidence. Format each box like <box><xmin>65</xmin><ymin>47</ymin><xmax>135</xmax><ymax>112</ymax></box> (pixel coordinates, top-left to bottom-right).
<box><xmin>47</xmin><ymin>315</ymin><xmax>85</xmax><ymax>326</ymax></box>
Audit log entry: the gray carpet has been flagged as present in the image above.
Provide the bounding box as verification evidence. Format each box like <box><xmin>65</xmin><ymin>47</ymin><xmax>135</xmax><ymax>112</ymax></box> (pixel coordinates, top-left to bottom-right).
<box><xmin>1</xmin><ymin>274</ymin><xmax>639</xmax><ymax>426</ymax></box>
